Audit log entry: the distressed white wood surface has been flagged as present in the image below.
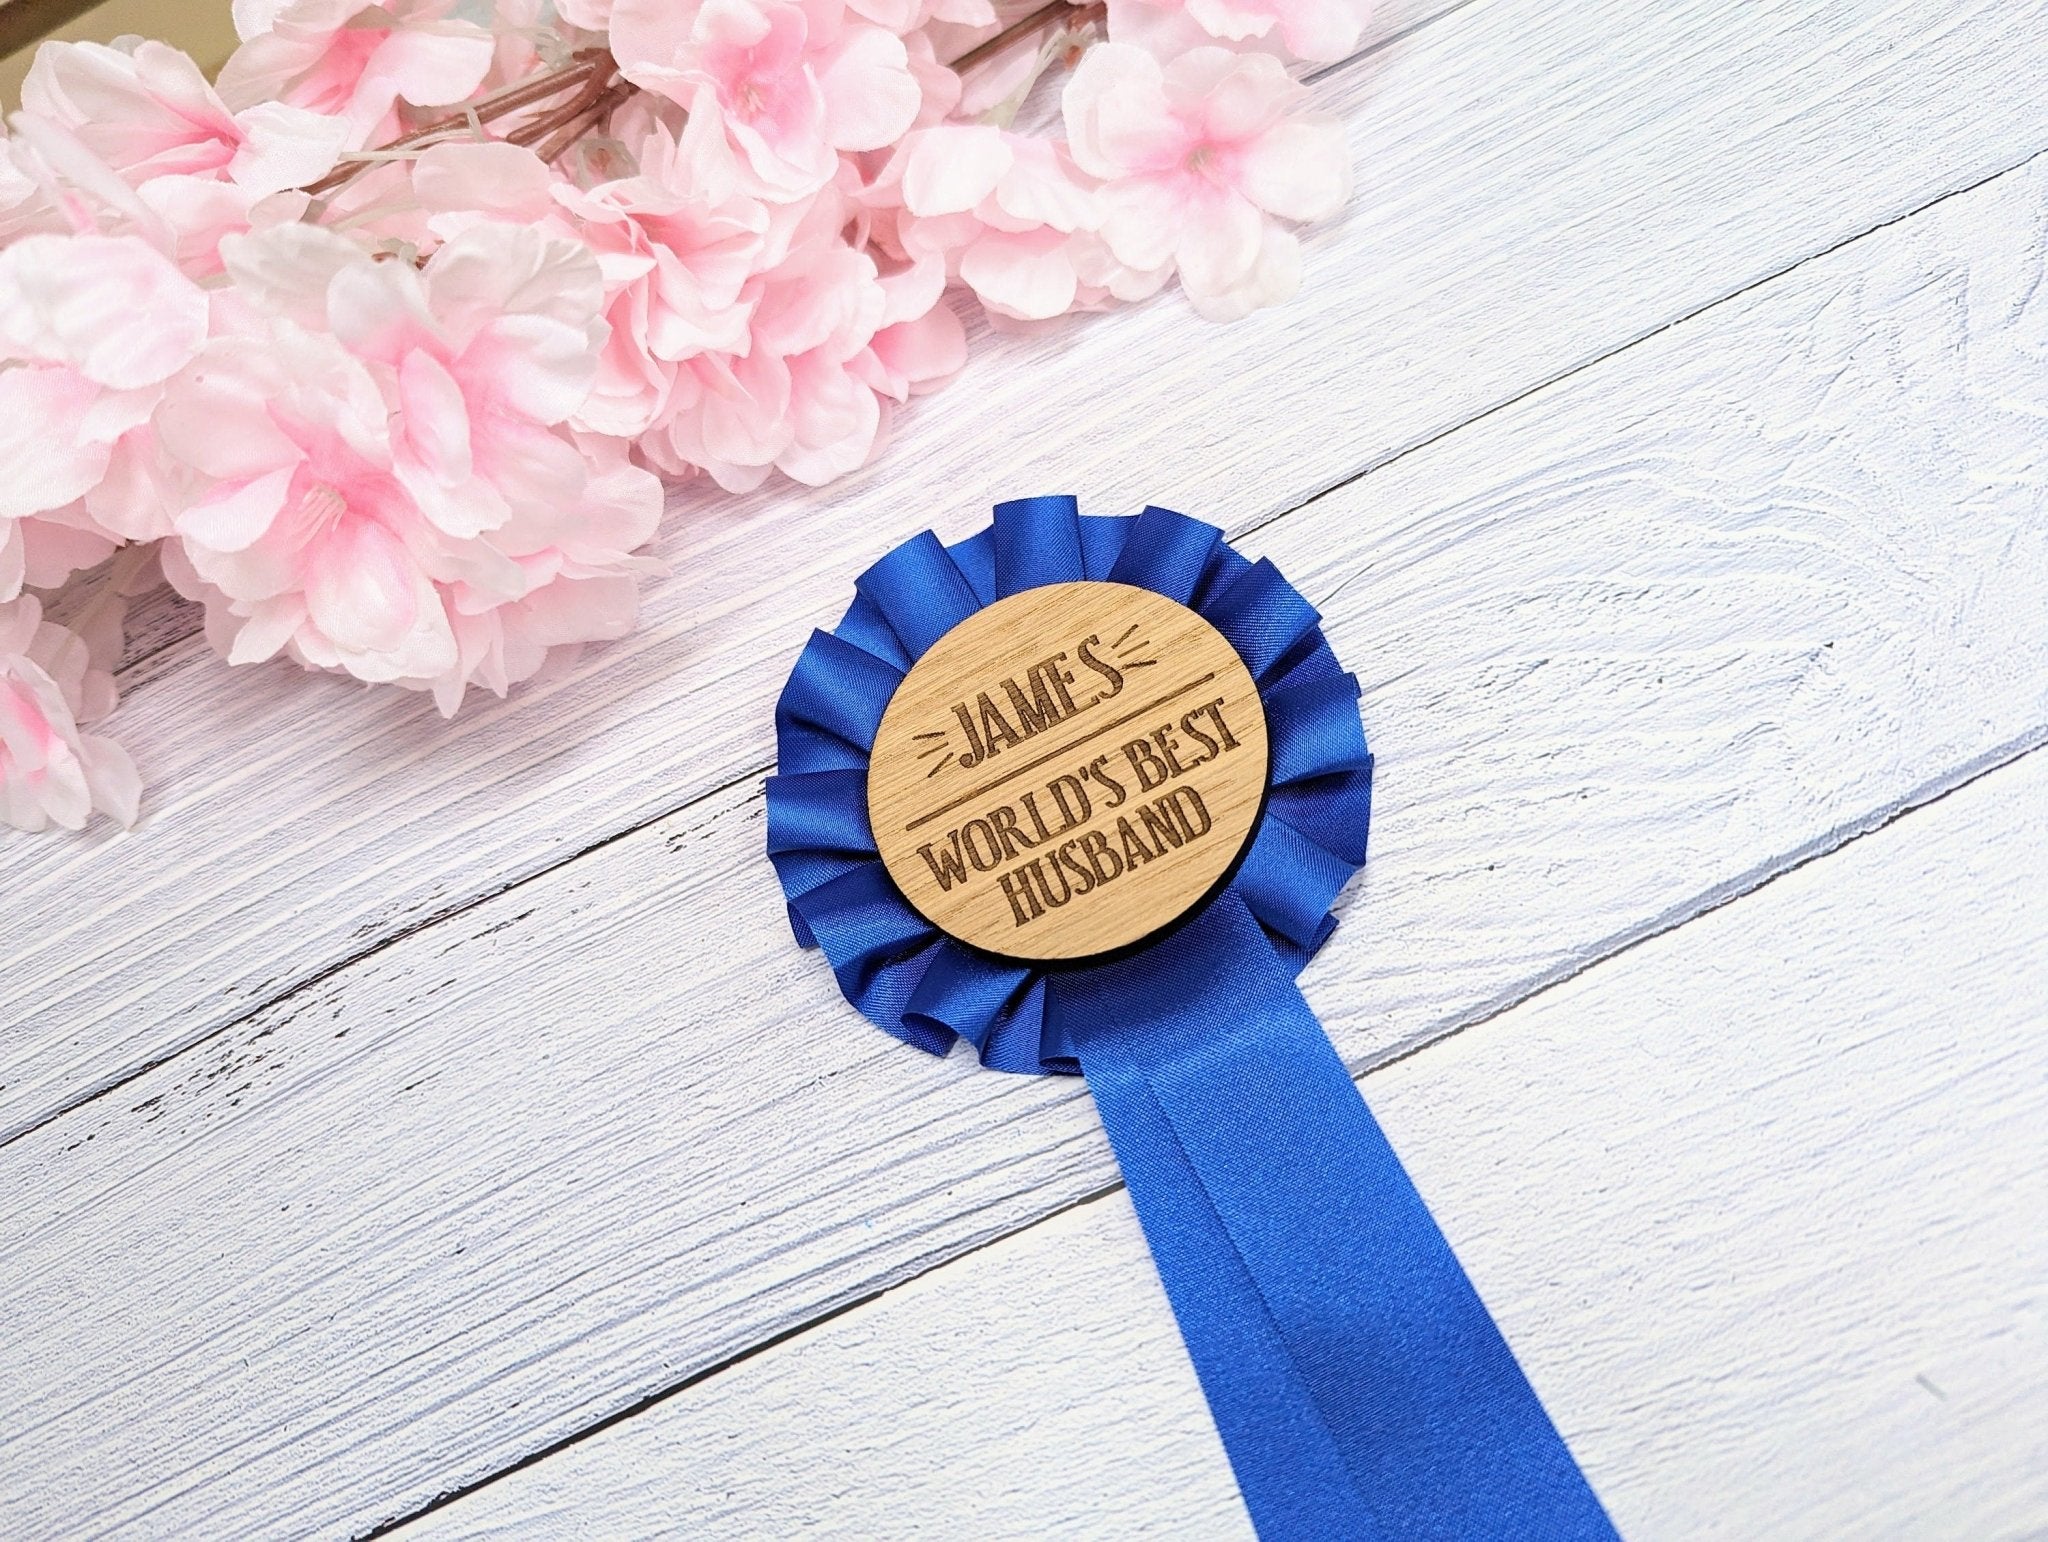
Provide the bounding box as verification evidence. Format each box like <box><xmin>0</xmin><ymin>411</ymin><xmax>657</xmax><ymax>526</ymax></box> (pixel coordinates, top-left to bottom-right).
<box><xmin>4</xmin><ymin>124</ymin><xmax>2048</xmax><ymax>1535</ymax></box>
<box><xmin>6</xmin><ymin>0</ymin><xmax>2048</xmax><ymax>1141</ymax></box>
<box><xmin>402</xmin><ymin>746</ymin><xmax>2048</xmax><ymax>1542</ymax></box>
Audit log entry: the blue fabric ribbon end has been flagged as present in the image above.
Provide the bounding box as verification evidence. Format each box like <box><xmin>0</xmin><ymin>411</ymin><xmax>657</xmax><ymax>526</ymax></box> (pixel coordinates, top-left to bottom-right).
<box><xmin>767</xmin><ymin>497</ymin><xmax>1616</xmax><ymax>1540</ymax></box>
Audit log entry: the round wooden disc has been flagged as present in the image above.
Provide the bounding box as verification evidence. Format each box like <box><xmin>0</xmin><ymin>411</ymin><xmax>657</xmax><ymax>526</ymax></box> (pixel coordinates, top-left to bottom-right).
<box><xmin>868</xmin><ymin>580</ymin><xmax>1268</xmax><ymax>962</ymax></box>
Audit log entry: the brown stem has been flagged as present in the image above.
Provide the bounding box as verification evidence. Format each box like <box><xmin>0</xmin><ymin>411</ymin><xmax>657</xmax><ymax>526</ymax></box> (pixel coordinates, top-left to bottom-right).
<box><xmin>503</xmin><ymin>61</ymin><xmax>613</xmax><ymax>146</ymax></box>
<box><xmin>393</xmin><ymin>63</ymin><xmax>597</xmax><ymax>144</ymax></box>
<box><xmin>948</xmin><ymin>0</ymin><xmax>1103</xmax><ymax>72</ymax></box>
<box><xmin>299</xmin><ymin>47</ymin><xmax>618</xmax><ymax>198</ymax></box>
<box><xmin>444</xmin><ymin>47</ymin><xmax>614</xmax><ymax>120</ymax></box>
<box><xmin>295</xmin><ymin>1</ymin><xmax>1106</xmax><ymax>209</ymax></box>
<box><xmin>527</xmin><ymin>79</ymin><xmax>637</xmax><ymax>167</ymax></box>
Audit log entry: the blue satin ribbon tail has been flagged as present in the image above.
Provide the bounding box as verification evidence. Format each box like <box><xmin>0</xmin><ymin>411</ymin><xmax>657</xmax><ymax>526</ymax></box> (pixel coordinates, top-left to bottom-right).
<box><xmin>1050</xmin><ymin>896</ymin><xmax>1618</xmax><ymax>1542</ymax></box>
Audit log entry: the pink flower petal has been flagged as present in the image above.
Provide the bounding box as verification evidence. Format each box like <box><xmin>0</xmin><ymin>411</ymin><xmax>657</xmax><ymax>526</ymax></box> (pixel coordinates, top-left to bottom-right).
<box><xmin>358</xmin><ymin>23</ymin><xmax>496</xmax><ymax>110</ymax></box>
<box><xmin>1176</xmin><ymin>48</ymin><xmax>1299</xmax><ymax>143</ymax></box>
<box><xmin>0</xmin><ymin>366</ymin><xmax>123</xmax><ymax>521</ymax></box>
<box><xmin>902</xmin><ymin>125</ymin><xmax>1011</xmax><ymax>217</ymax></box>
<box><xmin>1063</xmin><ymin>44</ymin><xmax>1181</xmax><ymax>179</ymax></box>
<box><xmin>177</xmin><ymin>465</ymin><xmax>297</xmax><ymax>553</ymax></box>
<box><xmin>424</xmin><ymin>223</ymin><xmax>605</xmax><ymax>348</ymax></box>
<box><xmin>610</xmin><ymin>0</ymin><xmax>711</xmax><ymax>96</ymax></box>
<box><xmin>221</xmin><ymin>223</ymin><xmax>364</xmax><ymax>332</ymax></box>
<box><xmin>1279</xmin><ymin>0</ymin><xmax>1369</xmax><ymax>61</ymax></box>
<box><xmin>0</xmin><ymin>234</ymin><xmax>209</xmax><ymax>389</ymax></box>
<box><xmin>1181</xmin><ymin>0</ymin><xmax>1274</xmax><ymax>43</ymax></box>
<box><xmin>0</xmin><ymin>597</ymin><xmax>137</xmax><ymax>831</ymax></box>
<box><xmin>413</xmin><ymin>142</ymin><xmax>556</xmax><ymax>221</ymax></box>
<box><xmin>960</xmin><ymin>231</ymin><xmax>1078</xmax><ymax>321</ymax></box>
<box><xmin>17</xmin><ymin>511</ymin><xmax>117</xmax><ymax>590</ymax></box>
<box><xmin>305</xmin><ymin>514</ymin><xmax>435</xmax><ymax>662</ymax></box>
<box><xmin>396</xmin><ymin>347</ymin><xmax>475</xmax><ymax>488</ymax></box>
<box><xmin>814</xmin><ymin>25</ymin><xmax>921</xmax><ymax>152</ymax></box>
<box><xmin>777</xmin><ymin>356</ymin><xmax>880</xmax><ymax>485</ymax></box>
<box><xmin>230</xmin><ymin>100</ymin><xmax>350</xmax><ymax>195</ymax></box>
<box><xmin>463</xmin><ymin>314</ymin><xmax>600</xmax><ymax>427</ymax></box>
<box><xmin>326</xmin><ymin>258</ymin><xmax>438</xmax><ymax>368</ymax></box>
<box><xmin>991</xmin><ymin>140</ymin><xmax>1096</xmax><ymax>233</ymax></box>
<box><xmin>1186</xmin><ymin>219</ymin><xmax>1301</xmax><ymax>321</ymax></box>
<box><xmin>862</xmin><ymin>300</ymin><xmax>968</xmax><ymax>398</ymax></box>
<box><xmin>1095</xmin><ymin>176</ymin><xmax>1186</xmax><ymax>274</ymax></box>
<box><xmin>0</xmin><ymin>524</ymin><xmax>22</xmax><ymax>603</ymax></box>
<box><xmin>1239</xmin><ymin>117</ymin><xmax>1350</xmax><ymax>221</ymax></box>
<box><xmin>78</xmin><ymin>731</ymin><xmax>141</xmax><ymax>828</ymax></box>
<box><xmin>224</xmin><ymin>594</ymin><xmax>308</xmax><ymax>664</ymax></box>
<box><xmin>154</xmin><ymin>344</ymin><xmax>304</xmax><ymax>481</ymax></box>
<box><xmin>1172</xmin><ymin>186</ymin><xmax>1265</xmax><ymax>301</ymax></box>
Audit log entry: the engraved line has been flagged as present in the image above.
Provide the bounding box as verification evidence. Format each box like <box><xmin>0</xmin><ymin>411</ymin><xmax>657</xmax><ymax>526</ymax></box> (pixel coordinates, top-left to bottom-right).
<box><xmin>903</xmin><ymin>672</ymin><xmax>1218</xmax><ymax>834</ymax></box>
<box><xmin>1115</xmin><ymin>623</ymin><xmax>1139</xmax><ymax>646</ymax></box>
<box><xmin>916</xmin><ymin>743</ymin><xmax>949</xmax><ymax>758</ymax></box>
<box><xmin>1123</xmin><ymin>659</ymin><xmax>1158</xmax><ymax>670</ymax></box>
<box><xmin>925</xmin><ymin>759</ymin><xmax>950</xmax><ymax>779</ymax></box>
<box><xmin>912</xmin><ymin>730</ymin><xmax>947</xmax><ymax>741</ymax></box>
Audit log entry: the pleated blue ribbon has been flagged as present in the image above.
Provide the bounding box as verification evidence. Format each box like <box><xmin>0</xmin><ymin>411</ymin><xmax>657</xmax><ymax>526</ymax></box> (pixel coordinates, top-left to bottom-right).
<box><xmin>768</xmin><ymin>497</ymin><xmax>1615</xmax><ymax>1540</ymax></box>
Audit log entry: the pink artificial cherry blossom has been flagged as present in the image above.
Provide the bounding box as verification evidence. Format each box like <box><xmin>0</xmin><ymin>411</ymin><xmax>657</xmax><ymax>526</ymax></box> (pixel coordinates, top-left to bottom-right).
<box><xmin>153</xmin><ymin>222</ymin><xmax>662</xmax><ymax>705</ymax></box>
<box><xmin>159</xmin><ymin>321</ymin><xmax>471</xmax><ymax>685</ymax></box>
<box><xmin>852</xmin><ymin>252</ymin><xmax>967</xmax><ymax>404</ymax></box>
<box><xmin>21</xmin><ymin>39</ymin><xmax>349</xmax><ymax>195</ymax></box>
<box><xmin>611</xmin><ymin>0</ymin><xmax>921</xmax><ymax>202</ymax></box>
<box><xmin>407</xmin><ymin>117</ymin><xmax>779</xmax><ymax>443</ymax></box>
<box><xmin>0</xmin><ymin>593</ymin><xmax>139</xmax><ymax>832</ymax></box>
<box><xmin>0</xmin><ymin>233</ymin><xmax>208</xmax><ymax>542</ymax></box>
<box><xmin>635</xmin><ymin>187</ymin><xmax>962</xmax><ymax>491</ymax></box>
<box><xmin>1063</xmin><ymin>43</ymin><xmax>1349</xmax><ymax>320</ymax></box>
<box><xmin>11</xmin><ymin>39</ymin><xmax>341</xmax><ymax>280</ymax></box>
<box><xmin>642</xmin><ymin>205</ymin><xmax>884</xmax><ymax>489</ymax></box>
<box><xmin>0</xmin><ymin>506</ymin><xmax>118</xmax><ymax>604</ymax></box>
<box><xmin>554</xmin><ymin>112</ymin><xmax>776</xmax><ymax>437</ymax></box>
<box><xmin>428</xmin><ymin>447</ymin><xmax>664</xmax><ymax>714</ymax></box>
<box><xmin>889</xmin><ymin>123</ymin><xmax>1099</xmax><ymax>321</ymax></box>
<box><xmin>1108</xmin><ymin>0</ymin><xmax>1371</xmax><ymax>63</ymax></box>
<box><xmin>218</xmin><ymin>0</ymin><xmax>496</xmax><ymax>143</ymax></box>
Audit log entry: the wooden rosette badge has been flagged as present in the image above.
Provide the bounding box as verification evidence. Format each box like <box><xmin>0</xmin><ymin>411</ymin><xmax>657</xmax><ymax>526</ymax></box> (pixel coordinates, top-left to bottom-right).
<box><xmin>767</xmin><ymin>497</ymin><xmax>1616</xmax><ymax>1540</ymax></box>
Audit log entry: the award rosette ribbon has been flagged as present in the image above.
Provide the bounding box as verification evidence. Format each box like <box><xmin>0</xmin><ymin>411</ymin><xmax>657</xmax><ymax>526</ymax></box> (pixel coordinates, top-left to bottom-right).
<box><xmin>767</xmin><ymin>496</ymin><xmax>1616</xmax><ymax>1540</ymax></box>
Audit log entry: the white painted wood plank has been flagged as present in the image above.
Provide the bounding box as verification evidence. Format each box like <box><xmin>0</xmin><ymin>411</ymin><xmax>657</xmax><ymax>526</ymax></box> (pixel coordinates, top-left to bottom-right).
<box><xmin>3</xmin><ymin>143</ymin><xmax>2047</xmax><ymax>1538</ymax></box>
<box><xmin>7</xmin><ymin>0</ymin><xmax>2048</xmax><ymax>1139</ymax></box>
<box><xmin>419</xmin><ymin>1198</ymin><xmax>1258</xmax><ymax>1542</ymax></box>
<box><xmin>400</xmin><ymin>746</ymin><xmax>2048</xmax><ymax>1542</ymax></box>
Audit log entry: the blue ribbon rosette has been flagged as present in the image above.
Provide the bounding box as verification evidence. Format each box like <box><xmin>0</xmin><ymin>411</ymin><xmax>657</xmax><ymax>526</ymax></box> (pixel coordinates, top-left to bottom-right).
<box><xmin>767</xmin><ymin>496</ymin><xmax>1615</xmax><ymax>1540</ymax></box>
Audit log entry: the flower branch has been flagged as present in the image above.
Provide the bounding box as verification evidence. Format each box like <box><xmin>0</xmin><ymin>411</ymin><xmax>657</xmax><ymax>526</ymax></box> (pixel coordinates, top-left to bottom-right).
<box><xmin>302</xmin><ymin>46</ymin><xmax>625</xmax><ymax>197</ymax></box>
<box><xmin>0</xmin><ymin>0</ymin><xmax>1360</xmax><ymax>832</ymax></box>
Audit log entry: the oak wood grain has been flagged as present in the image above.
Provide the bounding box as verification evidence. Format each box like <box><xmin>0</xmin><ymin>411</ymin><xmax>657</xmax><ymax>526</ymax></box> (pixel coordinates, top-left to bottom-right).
<box><xmin>866</xmin><ymin>581</ymin><xmax>1270</xmax><ymax>960</ymax></box>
